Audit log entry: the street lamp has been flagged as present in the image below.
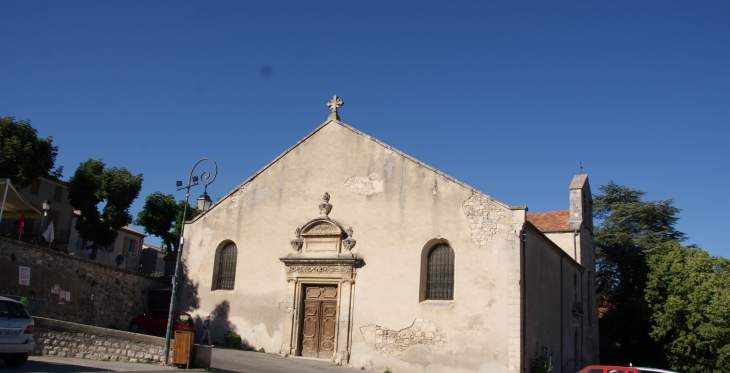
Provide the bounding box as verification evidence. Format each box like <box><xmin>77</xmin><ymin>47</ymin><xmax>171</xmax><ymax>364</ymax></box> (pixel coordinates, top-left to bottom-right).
<box><xmin>39</xmin><ymin>199</ymin><xmax>51</xmax><ymax>240</ymax></box>
<box><xmin>162</xmin><ymin>158</ymin><xmax>217</xmax><ymax>365</ymax></box>
<box><xmin>197</xmin><ymin>191</ymin><xmax>212</xmax><ymax>211</ymax></box>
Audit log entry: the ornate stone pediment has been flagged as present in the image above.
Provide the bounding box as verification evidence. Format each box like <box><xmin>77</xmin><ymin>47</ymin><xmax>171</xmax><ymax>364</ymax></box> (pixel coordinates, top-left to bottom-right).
<box><xmin>288</xmin><ymin>193</ymin><xmax>357</xmax><ymax>255</ymax></box>
<box><xmin>301</xmin><ymin>220</ymin><xmax>343</xmax><ymax>236</ymax></box>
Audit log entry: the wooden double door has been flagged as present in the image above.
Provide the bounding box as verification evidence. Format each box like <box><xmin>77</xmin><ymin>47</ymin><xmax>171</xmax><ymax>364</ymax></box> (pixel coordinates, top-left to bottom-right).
<box><xmin>300</xmin><ymin>285</ymin><xmax>338</xmax><ymax>358</ymax></box>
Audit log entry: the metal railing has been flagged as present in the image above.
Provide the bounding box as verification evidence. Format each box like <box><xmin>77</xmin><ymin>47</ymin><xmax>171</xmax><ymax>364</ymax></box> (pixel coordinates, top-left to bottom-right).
<box><xmin>0</xmin><ymin>221</ymin><xmax>70</xmax><ymax>244</ymax></box>
<box><xmin>1</xmin><ymin>294</ymin><xmax>48</xmax><ymax>317</ymax></box>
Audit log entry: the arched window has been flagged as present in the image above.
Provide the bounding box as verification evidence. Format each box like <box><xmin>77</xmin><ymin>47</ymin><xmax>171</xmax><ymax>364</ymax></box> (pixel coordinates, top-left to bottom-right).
<box><xmin>215</xmin><ymin>244</ymin><xmax>238</xmax><ymax>290</ymax></box>
<box><xmin>426</xmin><ymin>244</ymin><xmax>454</xmax><ymax>300</ymax></box>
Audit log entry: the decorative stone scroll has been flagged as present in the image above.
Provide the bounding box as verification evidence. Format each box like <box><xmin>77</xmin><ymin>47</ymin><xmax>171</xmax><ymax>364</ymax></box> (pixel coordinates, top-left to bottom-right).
<box><xmin>342</xmin><ymin>227</ymin><xmax>356</xmax><ymax>251</ymax></box>
<box><xmin>290</xmin><ymin>227</ymin><xmax>303</xmax><ymax>252</ymax></box>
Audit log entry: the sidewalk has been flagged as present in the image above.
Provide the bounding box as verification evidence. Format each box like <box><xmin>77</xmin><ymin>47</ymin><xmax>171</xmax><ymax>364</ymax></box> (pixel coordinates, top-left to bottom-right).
<box><xmin>0</xmin><ymin>356</ymin><xmax>206</xmax><ymax>372</ymax></box>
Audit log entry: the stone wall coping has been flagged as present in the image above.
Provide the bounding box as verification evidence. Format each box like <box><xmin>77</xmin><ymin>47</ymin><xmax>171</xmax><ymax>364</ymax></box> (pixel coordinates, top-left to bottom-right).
<box><xmin>1</xmin><ymin>236</ymin><xmax>166</xmax><ymax>283</ymax></box>
<box><xmin>33</xmin><ymin>317</ymin><xmax>166</xmax><ymax>345</ymax></box>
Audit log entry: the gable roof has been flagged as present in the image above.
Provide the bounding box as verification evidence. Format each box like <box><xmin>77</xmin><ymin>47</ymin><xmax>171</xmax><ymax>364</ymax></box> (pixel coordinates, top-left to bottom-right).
<box><xmin>120</xmin><ymin>226</ymin><xmax>146</xmax><ymax>237</ymax></box>
<box><xmin>526</xmin><ymin>210</ymin><xmax>571</xmax><ymax>232</ymax></box>
<box><xmin>196</xmin><ymin>119</ymin><xmax>516</xmax><ymax>220</ymax></box>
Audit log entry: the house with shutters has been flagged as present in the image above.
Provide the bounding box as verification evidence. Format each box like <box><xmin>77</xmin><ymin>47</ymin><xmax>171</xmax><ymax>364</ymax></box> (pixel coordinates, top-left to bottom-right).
<box><xmin>67</xmin><ymin>213</ymin><xmax>146</xmax><ymax>270</ymax></box>
<box><xmin>178</xmin><ymin>96</ymin><xmax>599</xmax><ymax>373</ymax></box>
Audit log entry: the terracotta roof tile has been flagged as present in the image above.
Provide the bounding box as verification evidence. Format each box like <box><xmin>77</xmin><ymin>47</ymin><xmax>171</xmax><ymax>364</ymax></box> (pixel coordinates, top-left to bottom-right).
<box><xmin>527</xmin><ymin>210</ymin><xmax>571</xmax><ymax>232</ymax></box>
<box><xmin>142</xmin><ymin>243</ymin><xmax>163</xmax><ymax>252</ymax></box>
<box><xmin>120</xmin><ymin>226</ymin><xmax>146</xmax><ymax>236</ymax></box>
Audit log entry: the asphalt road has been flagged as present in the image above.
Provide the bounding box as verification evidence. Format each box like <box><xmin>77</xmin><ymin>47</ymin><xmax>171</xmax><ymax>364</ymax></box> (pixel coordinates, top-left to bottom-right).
<box><xmin>0</xmin><ymin>352</ymin><xmax>365</xmax><ymax>373</ymax></box>
<box><xmin>209</xmin><ymin>349</ymin><xmax>365</xmax><ymax>373</ymax></box>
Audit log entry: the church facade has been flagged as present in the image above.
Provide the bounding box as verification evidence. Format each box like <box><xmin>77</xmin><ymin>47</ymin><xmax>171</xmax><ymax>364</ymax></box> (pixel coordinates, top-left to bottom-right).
<box><xmin>179</xmin><ymin>97</ymin><xmax>598</xmax><ymax>373</ymax></box>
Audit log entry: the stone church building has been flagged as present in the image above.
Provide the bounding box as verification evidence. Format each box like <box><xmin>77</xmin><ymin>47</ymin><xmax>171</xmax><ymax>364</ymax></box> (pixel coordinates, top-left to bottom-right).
<box><xmin>179</xmin><ymin>96</ymin><xmax>599</xmax><ymax>373</ymax></box>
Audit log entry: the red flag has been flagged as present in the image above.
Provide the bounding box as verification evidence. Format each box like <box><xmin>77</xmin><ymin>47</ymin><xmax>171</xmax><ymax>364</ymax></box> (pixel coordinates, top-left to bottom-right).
<box><xmin>15</xmin><ymin>213</ymin><xmax>25</xmax><ymax>234</ymax></box>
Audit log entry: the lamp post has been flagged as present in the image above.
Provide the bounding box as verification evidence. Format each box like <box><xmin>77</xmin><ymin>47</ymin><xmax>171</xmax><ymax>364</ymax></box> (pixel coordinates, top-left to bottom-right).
<box><xmin>39</xmin><ymin>199</ymin><xmax>51</xmax><ymax>242</ymax></box>
<box><xmin>162</xmin><ymin>158</ymin><xmax>217</xmax><ymax>365</ymax></box>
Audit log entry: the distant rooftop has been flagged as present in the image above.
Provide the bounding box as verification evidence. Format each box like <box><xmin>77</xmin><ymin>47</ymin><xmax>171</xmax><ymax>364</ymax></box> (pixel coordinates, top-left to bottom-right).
<box><xmin>527</xmin><ymin>210</ymin><xmax>571</xmax><ymax>232</ymax></box>
<box><xmin>142</xmin><ymin>243</ymin><xmax>163</xmax><ymax>252</ymax></box>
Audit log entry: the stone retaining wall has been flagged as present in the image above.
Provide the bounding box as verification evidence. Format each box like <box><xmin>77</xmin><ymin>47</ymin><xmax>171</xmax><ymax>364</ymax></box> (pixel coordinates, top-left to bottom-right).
<box><xmin>0</xmin><ymin>237</ymin><xmax>168</xmax><ymax>328</ymax></box>
<box><xmin>33</xmin><ymin>317</ymin><xmax>174</xmax><ymax>363</ymax></box>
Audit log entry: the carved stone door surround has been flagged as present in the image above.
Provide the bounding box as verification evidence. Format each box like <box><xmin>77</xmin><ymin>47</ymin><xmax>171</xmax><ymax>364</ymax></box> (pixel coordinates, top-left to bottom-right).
<box><xmin>280</xmin><ymin>257</ymin><xmax>360</xmax><ymax>363</ymax></box>
<box><xmin>279</xmin><ymin>193</ymin><xmax>361</xmax><ymax>364</ymax></box>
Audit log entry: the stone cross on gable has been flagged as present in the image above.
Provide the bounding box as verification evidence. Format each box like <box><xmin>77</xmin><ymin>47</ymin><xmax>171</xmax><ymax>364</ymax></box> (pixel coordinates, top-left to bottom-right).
<box><xmin>327</xmin><ymin>95</ymin><xmax>344</xmax><ymax>120</ymax></box>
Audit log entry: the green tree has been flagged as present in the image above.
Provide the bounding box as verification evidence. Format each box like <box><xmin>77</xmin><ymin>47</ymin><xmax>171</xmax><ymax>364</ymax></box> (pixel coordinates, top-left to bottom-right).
<box><xmin>646</xmin><ymin>242</ymin><xmax>730</xmax><ymax>373</ymax></box>
<box><xmin>0</xmin><ymin>116</ymin><xmax>62</xmax><ymax>188</ymax></box>
<box><xmin>67</xmin><ymin>159</ymin><xmax>143</xmax><ymax>248</ymax></box>
<box><xmin>135</xmin><ymin>192</ymin><xmax>199</xmax><ymax>252</ymax></box>
<box><xmin>593</xmin><ymin>181</ymin><xmax>685</xmax><ymax>366</ymax></box>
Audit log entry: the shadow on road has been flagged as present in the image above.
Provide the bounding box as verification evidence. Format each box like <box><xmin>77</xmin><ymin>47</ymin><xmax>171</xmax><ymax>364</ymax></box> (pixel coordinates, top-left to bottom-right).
<box><xmin>0</xmin><ymin>359</ymin><xmax>107</xmax><ymax>372</ymax></box>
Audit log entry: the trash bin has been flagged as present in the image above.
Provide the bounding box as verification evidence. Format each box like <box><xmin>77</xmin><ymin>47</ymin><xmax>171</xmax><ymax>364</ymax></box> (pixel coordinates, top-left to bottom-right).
<box><xmin>174</xmin><ymin>330</ymin><xmax>194</xmax><ymax>368</ymax></box>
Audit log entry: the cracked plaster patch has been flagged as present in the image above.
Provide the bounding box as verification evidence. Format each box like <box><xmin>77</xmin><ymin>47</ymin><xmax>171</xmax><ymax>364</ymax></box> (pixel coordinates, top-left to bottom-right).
<box><xmin>227</xmin><ymin>183</ymin><xmax>269</xmax><ymax>211</ymax></box>
<box><xmin>344</xmin><ymin>174</ymin><xmax>383</xmax><ymax>196</ymax></box>
<box><xmin>360</xmin><ymin>318</ymin><xmax>447</xmax><ymax>357</ymax></box>
<box><xmin>228</xmin><ymin>184</ymin><xmax>250</xmax><ymax>211</ymax></box>
<box><xmin>462</xmin><ymin>194</ymin><xmax>511</xmax><ymax>248</ymax></box>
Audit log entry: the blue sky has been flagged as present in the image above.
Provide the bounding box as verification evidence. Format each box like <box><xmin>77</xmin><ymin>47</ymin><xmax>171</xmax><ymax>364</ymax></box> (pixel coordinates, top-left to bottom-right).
<box><xmin>2</xmin><ymin>1</ymin><xmax>728</xmax><ymax>257</ymax></box>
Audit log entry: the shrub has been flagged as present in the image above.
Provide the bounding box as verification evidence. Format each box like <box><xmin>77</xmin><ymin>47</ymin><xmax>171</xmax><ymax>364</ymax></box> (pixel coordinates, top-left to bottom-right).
<box><xmin>223</xmin><ymin>331</ymin><xmax>242</xmax><ymax>349</ymax></box>
<box><xmin>529</xmin><ymin>342</ymin><xmax>553</xmax><ymax>373</ymax></box>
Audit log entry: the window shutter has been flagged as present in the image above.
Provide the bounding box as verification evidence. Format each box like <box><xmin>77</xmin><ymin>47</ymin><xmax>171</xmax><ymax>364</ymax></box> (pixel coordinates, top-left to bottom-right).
<box><xmin>53</xmin><ymin>185</ymin><xmax>63</xmax><ymax>202</ymax></box>
<box><xmin>30</xmin><ymin>179</ymin><xmax>41</xmax><ymax>195</ymax></box>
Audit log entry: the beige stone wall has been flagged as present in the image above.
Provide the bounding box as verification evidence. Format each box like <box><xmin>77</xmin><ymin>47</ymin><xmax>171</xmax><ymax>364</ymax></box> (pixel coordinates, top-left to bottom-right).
<box><xmin>543</xmin><ymin>232</ymin><xmax>576</xmax><ymax>259</ymax></box>
<box><xmin>181</xmin><ymin>120</ymin><xmax>525</xmax><ymax>372</ymax></box>
<box><xmin>524</xmin><ymin>225</ymin><xmax>584</xmax><ymax>373</ymax></box>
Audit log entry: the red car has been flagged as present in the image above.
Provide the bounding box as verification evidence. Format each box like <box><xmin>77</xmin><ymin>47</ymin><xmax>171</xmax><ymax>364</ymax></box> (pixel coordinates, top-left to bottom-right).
<box><xmin>128</xmin><ymin>309</ymin><xmax>195</xmax><ymax>335</ymax></box>
<box><xmin>580</xmin><ymin>366</ymin><xmax>677</xmax><ymax>373</ymax></box>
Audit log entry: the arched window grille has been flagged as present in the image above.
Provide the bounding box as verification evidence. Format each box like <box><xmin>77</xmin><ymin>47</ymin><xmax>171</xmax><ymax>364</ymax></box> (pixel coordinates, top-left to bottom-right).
<box><xmin>426</xmin><ymin>244</ymin><xmax>454</xmax><ymax>300</ymax></box>
<box><xmin>216</xmin><ymin>244</ymin><xmax>237</xmax><ymax>290</ymax></box>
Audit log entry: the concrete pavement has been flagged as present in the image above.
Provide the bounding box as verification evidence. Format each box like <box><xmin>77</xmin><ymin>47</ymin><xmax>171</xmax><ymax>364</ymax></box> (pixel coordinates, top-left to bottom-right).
<box><xmin>0</xmin><ymin>356</ymin><xmax>204</xmax><ymax>372</ymax></box>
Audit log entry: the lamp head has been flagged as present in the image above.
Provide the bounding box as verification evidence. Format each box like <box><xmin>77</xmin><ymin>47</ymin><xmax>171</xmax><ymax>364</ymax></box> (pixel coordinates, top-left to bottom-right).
<box><xmin>176</xmin><ymin>181</ymin><xmax>182</xmax><ymax>187</ymax></box>
<box><xmin>197</xmin><ymin>192</ymin><xmax>213</xmax><ymax>211</ymax></box>
<box><xmin>42</xmin><ymin>199</ymin><xmax>51</xmax><ymax>211</ymax></box>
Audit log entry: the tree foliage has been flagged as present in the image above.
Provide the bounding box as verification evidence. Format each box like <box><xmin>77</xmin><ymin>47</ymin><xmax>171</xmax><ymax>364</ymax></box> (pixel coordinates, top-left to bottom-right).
<box><xmin>0</xmin><ymin>116</ymin><xmax>62</xmax><ymax>188</ymax></box>
<box><xmin>135</xmin><ymin>192</ymin><xmax>199</xmax><ymax>252</ymax></box>
<box><xmin>646</xmin><ymin>243</ymin><xmax>730</xmax><ymax>373</ymax></box>
<box><xmin>594</xmin><ymin>181</ymin><xmax>685</xmax><ymax>366</ymax></box>
<box><xmin>67</xmin><ymin>159</ymin><xmax>143</xmax><ymax>247</ymax></box>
